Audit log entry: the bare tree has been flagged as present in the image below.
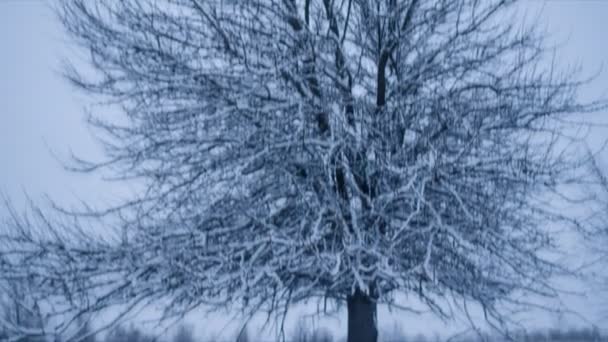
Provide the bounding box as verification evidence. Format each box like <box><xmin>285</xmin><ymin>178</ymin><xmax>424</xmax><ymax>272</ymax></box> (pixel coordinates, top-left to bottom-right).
<box><xmin>0</xmin><ymin>0</ymin><xmax>604</xmax><ymax>341</ymax></box>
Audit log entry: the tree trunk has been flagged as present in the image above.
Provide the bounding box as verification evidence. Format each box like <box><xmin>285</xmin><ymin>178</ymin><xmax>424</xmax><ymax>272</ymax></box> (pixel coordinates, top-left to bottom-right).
<box><xmin>347</xmin><ymin>289</ymin><xmax>378</xmax><ymax>342</ymax></box>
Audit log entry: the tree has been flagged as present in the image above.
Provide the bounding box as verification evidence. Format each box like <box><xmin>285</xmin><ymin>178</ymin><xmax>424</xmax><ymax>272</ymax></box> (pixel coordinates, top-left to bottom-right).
<box><xmin>0</xmin><ymin>0</ymin><xmax>604</xmax><ymax>341</ymax></box>
<box><xmin>586</xmin><ymin>154</ymin><xmax>608</xmax><ymax>312</ymax></box>
<box><xmin>0</xmin><ymin>278</ymin><xmax>46</xmax><ymax>342</ymax></box>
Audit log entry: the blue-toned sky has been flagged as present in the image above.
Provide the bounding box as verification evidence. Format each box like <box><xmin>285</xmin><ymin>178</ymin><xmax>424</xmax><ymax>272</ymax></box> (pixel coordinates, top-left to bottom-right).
<box><xmin>0</xmin><ymin>0</ymin><xmax>124</xmax><ymax>208</ymax></box>
<box><xmin>1</xmin><ymin>0</ymin><xmax>607</xmax><ymax>340</ymax></box>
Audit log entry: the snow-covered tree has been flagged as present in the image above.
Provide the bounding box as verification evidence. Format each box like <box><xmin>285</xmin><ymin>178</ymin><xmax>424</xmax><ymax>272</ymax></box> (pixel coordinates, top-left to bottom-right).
<box><xmin>0</xmin><ymin>0</ymin><xmax>604</xmax><ymax>341</ymax></box>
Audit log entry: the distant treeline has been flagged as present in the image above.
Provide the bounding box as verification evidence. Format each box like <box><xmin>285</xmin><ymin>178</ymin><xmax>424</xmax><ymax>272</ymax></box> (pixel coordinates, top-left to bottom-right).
<box><xmin>3</xmin><ymin>322</ymin><xmax>607</xmax><ymax>342</ymax></box>
<box><xmin>0</xmin><ymin>301</ymin><xmax>605</xmax><ymax>342</ymax></box>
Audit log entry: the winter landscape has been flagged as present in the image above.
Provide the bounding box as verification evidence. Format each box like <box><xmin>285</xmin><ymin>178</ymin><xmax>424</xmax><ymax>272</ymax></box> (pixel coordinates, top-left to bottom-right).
<box><xmin>1</xmin><ymin>0</ymin><xmax>608</xmax><ymax>341</ymax></box>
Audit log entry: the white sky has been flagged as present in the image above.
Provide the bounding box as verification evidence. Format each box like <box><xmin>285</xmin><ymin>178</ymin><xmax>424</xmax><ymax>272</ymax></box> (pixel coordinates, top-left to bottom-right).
<box><xmin>1</xmin><ymin>0</ymin><xmax>607</xmax><ymax>340</ymax></box>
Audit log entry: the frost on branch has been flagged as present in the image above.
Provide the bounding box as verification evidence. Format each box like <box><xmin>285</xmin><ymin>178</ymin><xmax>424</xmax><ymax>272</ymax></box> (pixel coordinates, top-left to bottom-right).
<box><xmin>0</xmin><ymin>0</ymin><xmax>604</xmax><ymax>340</ymax></box>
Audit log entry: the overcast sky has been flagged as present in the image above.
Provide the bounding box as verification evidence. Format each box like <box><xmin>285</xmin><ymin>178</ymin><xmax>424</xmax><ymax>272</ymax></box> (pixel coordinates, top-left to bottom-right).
<box><xmin>1</xmin><ymin>0</ymin><xmax>608</xmax><ymax>340</ymax></box>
